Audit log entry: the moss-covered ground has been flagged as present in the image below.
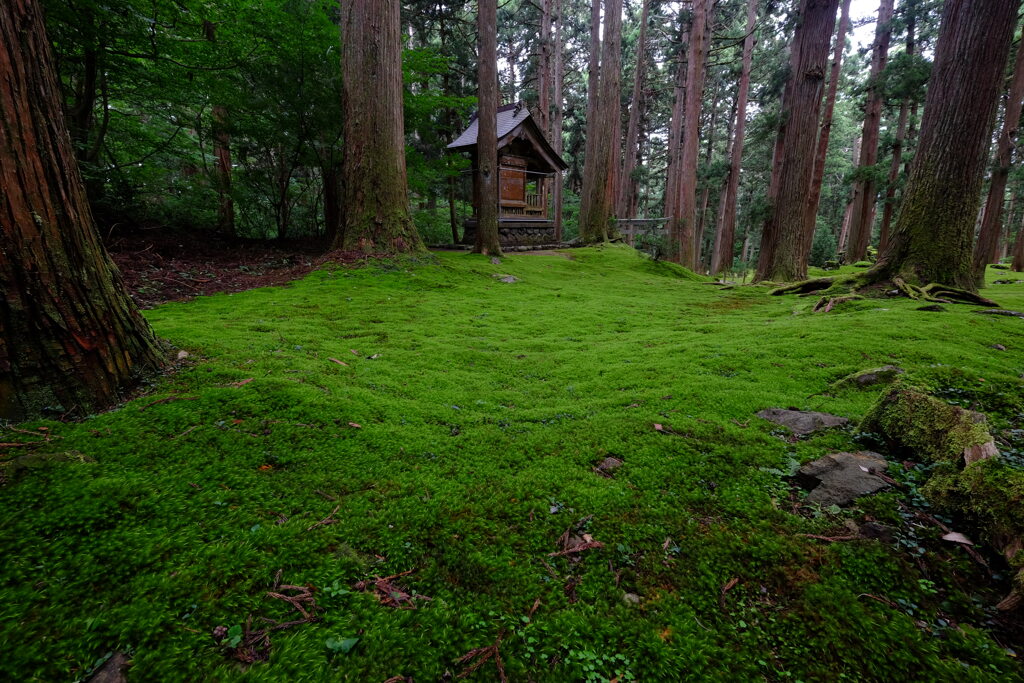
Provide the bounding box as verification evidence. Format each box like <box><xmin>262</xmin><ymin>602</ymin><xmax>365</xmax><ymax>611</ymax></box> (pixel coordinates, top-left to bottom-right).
<box><xmin>3</xmin><ymin>247</ymin><xmax>1024</xmax><ymax>681</ymax></box>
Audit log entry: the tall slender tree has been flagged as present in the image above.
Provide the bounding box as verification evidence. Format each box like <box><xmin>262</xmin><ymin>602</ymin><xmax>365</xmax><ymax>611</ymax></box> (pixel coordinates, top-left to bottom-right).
<box><xmin>871</xmin><ymin>0</ymin><xmax>1021</xmax><ymax>291</ymax></box>
<box><xmin>711</xmin><ymin>0</ymin><xmax>758</xmax><ymax>275</ymax></box>
<box><xmin>334</xmin><ymin>0</ymin><xmax>423</xmax><ymax>252</ymax></box>
<box><xmin>552</xmin><ymin>0</ymin><xmax>566</xmax><ymax>241</ymax></box>
<box><xmin>579</xmin><ymin>0</ymin><xmax>623</xmax><ymax>243</ymax></box>
<box><xmin>802</xmin><ymin>0</ymin><xmax>851</xmax><ymax>267</ymax></box>
<box><xmin>845</xmin><ymin>0</ymin><xmax>896</xmax><ymax>263</ymax></box>
<box><xmin>619</xmin><ymin>0</ymin><xmax>651</xmax><ymax>219</ymax></box>
<box><xmin>475</xmin><ymin>0</ymin><xmax>503</xmax><ymax>255</ymax></box>
<box><xmin>972</xmin><ymin>32</ymin><xmax>1024</xmax><ymax>284</ymax></box>
<box><xmin>755</xmin><ymin>0</ymin><xmax>841</xmax><ymax>282</ymax></box>
<box><xmin>878</xmin><ymin>0</ymin><xmax>917</xmax><ymax>253</ymax></box>
<box><xmin>1</xmin><ymin>0</ymin><xmax>165</xmax><ymax>420</ymax></box>
<box><xmin>674</xmin><ymin>0</ymin><xmax>711</xmax><ymax>268</ymax></box>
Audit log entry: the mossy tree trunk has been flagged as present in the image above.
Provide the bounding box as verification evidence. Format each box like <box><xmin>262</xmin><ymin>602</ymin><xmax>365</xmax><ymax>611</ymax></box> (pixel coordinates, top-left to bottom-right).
<box><xmin>474</xmin><ymin>0</ymin><xmax>502</xmax><ymax>255</ymax></box>
<box><xmin>755</xmin><ymin>0</ymin><xmax>840</xmax><ymax>283</ymax></box>
<box><xmin>872</xmin><ymin>0</ymin><xmax>1020</xmax><ymax>291</ymax></box>
<box><xmin>0</xmin><ymin>0</ymin><xmax>165</xmax><ymax>420</ymax></box>
<box><xmin>334</xmin><ymin>0</ymin><xmax>423</xmax><ymax>253</ymax></box>
<box><xmin>972</xmin><ymin>31</ymin><xmax>1024</xmax><ymax>285</ymax></box>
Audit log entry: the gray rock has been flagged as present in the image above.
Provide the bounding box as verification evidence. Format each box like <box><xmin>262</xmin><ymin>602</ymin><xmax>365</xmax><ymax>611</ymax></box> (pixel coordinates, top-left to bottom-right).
<box><xmin>795</xmin><ymin>451</ymin><xmax>889</xmax><ymax>506</ymax></box>
<box><xmin>622</xmin><ymin>592</ymin><xmax>642</xmax><ymax>605</ymax></box>
<box><xmin>490</xmin><ymin>257</ymin><xmax>502</xmax><ymax>265</ymax></box>
<box><xmin>756</xmin><ymin>408</ymin><xmax>849</xmax><ymax>436</ymax></box>
<box><xmin>87</xmin><ymin>652</ymin><xmax>129</xmax><ymax>683</ymax></box>
<box><xmin>593</xmin><ymin>456</ymin><xmax>624</xmax><ymax>477</ymax></box>
<box><xmin>493</xmin><ymin>274</ymin><xmax>519</xmax><ymax>283</ymax></box>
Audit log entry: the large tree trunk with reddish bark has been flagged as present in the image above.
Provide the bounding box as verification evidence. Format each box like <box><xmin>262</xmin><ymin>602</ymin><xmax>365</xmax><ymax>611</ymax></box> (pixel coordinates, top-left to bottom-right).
<box><xmin>0</xmin><ymin>0</ymin><xmax>165</xmax><ymax>420</ymax></box>
<box><xmin>474</xmin><ymin>0</ymin><xmax>502</xmax><ymax>255</ymax></box>
<box><xmin>618</xmin><ymin>0</ymin><xmax>650</xmax><ymax>219</ymax></box>
<box><xmin>801</xmin><ymin>0</ymin><xmax>851</xmax><ymax>268</ymax></box>
<box><xmin>671</xmin><ymin>0</ymin><xmax>710</xmax><ymax>268</ymax></box>
<box><xmin>334</xmin><ymin>0</ymin><xmax>423</xmax><ymax>253</ymax></box>
<box><xmin>711</xmin><ymin>0</ymin><xmax>758</xmax><ymax>275</ymax></box>
<box><xmin>579</xmin><ymin>0</ymin><xmax>623</xmax><ymax>243</ymax></box>
<box><xmin>1013</xmin><ymin>217</ymin><xmax>1024</xmax><ymax>271</ymax></box>
<box><xmin>755</xmin><ymin>0</ymin><xmax>840</xmax><ymax>282</ymax></box>
<box><xmin>872</xmin><ymin>0</ymin><xmax>1021</xmax><ymax>290</ymax></box>
<box><xmin>972</xmin><ymin>32</ymin><xmax>1024</xmax><ymax>284</ymax></box>
<box><xmin>844</xmin><ymin>0</ymin><xmax>896</xmax><ymax>263</ymax></box>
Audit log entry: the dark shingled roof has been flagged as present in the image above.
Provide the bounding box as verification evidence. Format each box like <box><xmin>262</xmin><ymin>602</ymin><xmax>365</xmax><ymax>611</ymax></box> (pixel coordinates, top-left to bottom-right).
<box><xmin>447</xmin><ymin>102</ymin><xmax>568</xmax><ymax>171</ymax></box>
<box><xmin>447</xmin><ymin>102</ymin><xmax>531</xmax><ymax>150</ymax></box>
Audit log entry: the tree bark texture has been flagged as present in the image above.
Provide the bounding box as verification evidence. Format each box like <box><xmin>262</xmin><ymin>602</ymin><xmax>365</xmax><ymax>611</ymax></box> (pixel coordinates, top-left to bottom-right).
<box><xmin>579</xmin><ymin>0</ymin><xmax>623</xmax><ymax>243</ymax></box>
<box><xmin>474</xmin><ymin>0</ymin><xmax>502</xmax><ymax>255</ymax></box>
<box><xmin>873</xmin><ymin>0</ymin><xmax>1021</xmax><ymax>290</ymax></box>
<box><xmin>801</xmin><ymin>0</ymin><xmax>851</xmax><ymax>268</ymax></box>
<box><xmin>335</xmin><ymin>0</ymin><xmax>423</xmax><ymax>253</ymax></box>
<box><xmin>1013</xmin><ymin>215</ymin><xmax>1024</xmax><ymax>271</ymax></box>
<box><xmin>755</xmin><ymin>0</ymin><xmax>840</xmax><ymax>282</ymax></box>
<box><xmin>972</xmin><ymin>31</ymin><xmax>1024</xmax><ymax>284</ymax></box>
<box><xmin>710</xmin><ymin>0</ymin><xmax>758</xmax><ymax>275</ymax></box>
<box><xmin>618</xmin><ymin>0</ymin><xmax>651</xmax><ymax>219</ymax></box>
<box><xmin>672</xmin><ymin>0</ymin><xmax>710</xmax><ymax>268</ymax></box>
<box><xmin>844</xmin><ymin>0</ymin><xmax>895</xmax><ymax>263</ymax></box>
<box><xmin>0</xmin><ymin>0</ymin><xmax>165</xmax><ymax>420</ymax></box>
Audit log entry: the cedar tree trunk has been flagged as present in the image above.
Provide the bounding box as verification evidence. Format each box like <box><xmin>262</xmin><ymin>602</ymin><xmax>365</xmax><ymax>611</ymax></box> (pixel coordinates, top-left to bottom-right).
<box><xmin>755</xmin><ymin>0</ymin><xmax>840</xmax><ymax>282</ymax></box>
<box><xmin>878</xmin><ymin>3</ymin><xmax>915</xmax><ymax>252</ymax></box>
<box><xmin>711</xmin><ymin>0</ymin><xmax>758</xmax><ymax>274</ymax></box>
<box><xmin>618</xmin><ymin>0</ymin><xmax>651</xmax><ymax>219</ymax></box>
<box><xmin>0</xmin><ymin>0</ymin><xmax>165</xmax><ymax>420</ymax></box>
<box><xmin>972</xmin><ymin>32</ymin><xmax>1024</xmax><ymax>284</ymax></box>
<box><xmin>552</xmin><ymin>0</ymin><xmax>565</xmax><ymax>241</ymax></box>
<box><xmin>335</xmin><ymin>0</ymin><xmax>423</xmax><ymax>253</ymax></box>
<box><xmin>845</xmin><ymin>0</ymin><xmax>895</xmax><ymax>263</ymax></box>
<box><xmin>873</xmin><ymin>0</ymin><xmax>1021</xmax><ymax>290</ymax></box>
<box><xmin>474</xmin><ymin>0</ymin><xmax>502</xmax><ymax>255</ymax></box>
<box><xmin>802</xmin><ymin>0</ymin><xmax>851</xmax><ymax>267</ymax></box>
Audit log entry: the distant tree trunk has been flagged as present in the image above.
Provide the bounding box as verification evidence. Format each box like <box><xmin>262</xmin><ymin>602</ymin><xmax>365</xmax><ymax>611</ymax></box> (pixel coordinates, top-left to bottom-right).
<box><xmin>664</xmin><ymin>4</ymin><xmax>692</xmax><ymax>227</ymax></box>
<box><xmin>579</xmin><ymin>0</ymin><xmax>623</xmax><ymax>243</ymax></box>
<box><xmin>878</xmin><ymin>2</ymin><xmax>915</xmax><ymax>253</ymax></box>
<box><xmin>204</xmin><ymin>22</ymin><xmax>235</xmax><ymax>237</ymax></box>
<box><xmin>837</xmin><ymin>135</ymin><xmax>861</xmax><ymax>256</ymax></box>
<box><xmin>552</xmin><ymin>0</ymin><xmax>565</xmax><ymax>241</ymax></box>
<box><xmin>580</xmin><ymin>0</ymin><xmax>602</xmax><ymax>238</ymax></box>
<box><xmin>0</xmin><ymin>0</ymin><xmax>165</xmax><ymax>420</ymax></box>
<box><xmin>802</xmin><ymin>0</ymin><xmax>851</xmax><ymax>267</ymax></box>
<box><xmin>1013</xmin><ymin>215</ymin><xmax>1024</xmax><ymax>271</ymax></box>
<box><xmin>335</xmin><ymin>0</ymin><xmax>422</xmax><ymax>253</ymax></box>
<box><xmin>845</xmin><ymin>0</ymin><xmax>896</xmax><ymax>263</ymax></box>
<box><xmin>755</xmin><ymin>0</ymin><xmax>840</xmax><ymax>282</ymax></box>
<box><xmin>973</xmin><ymin>33</ymin><xmax>1024</xmax><ymax>284</ymax></box>
<box><xmin>619</xmin><ymin>0</ymin><xmax>651</xmax><ymax>219</ymax></box>
<box><xmin>872</xmin><ymin>0</ymin><xmax>1021</xmax><ymax>291</ymax></box>
<box><xmin>711</xmin><ymin>0</ymin><xmax>758</xmax><ymax>275</ymax></box>
<box><xmin>671</xmin><ymin>0</ymin><xmax>710</xmax><ymax>268</ymax></box>
<box><xmin>538</xmin><ymin>0</ymin><xmax>553</xmax><ymax>135</ymax></box>
<box><xmin>323</xmin><ymin>161</ymin><xmax>342</xmax><ymax>244</ymax></box>
<box><xmin>695</xmin><ymin>77</ymin><xmax>721</xmax><ymax>268</ymax></box>
<box><xmin>475</xmin><ymin>0</ymin><xmax>502</xmax><ymax>255</ymax></box>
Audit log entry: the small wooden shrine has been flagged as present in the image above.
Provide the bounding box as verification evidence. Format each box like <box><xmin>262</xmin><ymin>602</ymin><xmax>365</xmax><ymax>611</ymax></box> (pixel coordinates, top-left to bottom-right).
<box><xmin>447</xmin><ymin>102</ymin><xmax>567</xmax><ymax>246</ymax></box>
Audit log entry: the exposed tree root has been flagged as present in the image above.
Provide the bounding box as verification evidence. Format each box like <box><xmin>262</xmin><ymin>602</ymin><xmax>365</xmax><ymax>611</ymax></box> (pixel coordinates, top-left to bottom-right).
<box><xmin>770</xmin><ymin>272</ymin><xmax>1001</xmax><ymax>307</ymax></box>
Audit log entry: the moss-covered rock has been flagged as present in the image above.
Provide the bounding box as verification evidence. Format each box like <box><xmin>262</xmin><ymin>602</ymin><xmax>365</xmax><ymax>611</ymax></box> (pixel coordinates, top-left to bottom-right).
<box><xmin>860</xmin><ymin>383</ymin><xmax>994</xmax><ymax>463</ymax></box>
<box><xmin>923</xmin><ymin>459</ymin><xmax>1024</xmax><ymax>553</ymax></box>
<box><xmin>923</xmin><ymin>459</ymin><xmax>1024</xmax><ymax>610</ymax></box>
<box><xmin>832</xmin><ymin>365</ymin><xmax>904</xmax><ymax>390</ymax></box>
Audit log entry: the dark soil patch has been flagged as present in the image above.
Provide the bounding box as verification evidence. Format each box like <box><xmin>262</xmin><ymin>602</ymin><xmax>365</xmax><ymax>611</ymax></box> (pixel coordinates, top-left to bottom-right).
<box><xmin>105</xmin><ymin>227</ymin><xmax>379</xmax><ymax>308</ymax></box>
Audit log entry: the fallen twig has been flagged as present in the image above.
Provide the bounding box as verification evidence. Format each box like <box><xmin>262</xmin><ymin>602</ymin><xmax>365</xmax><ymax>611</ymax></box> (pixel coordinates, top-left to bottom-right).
<box><xmin>304</xmin><ymin>504</ymin><xmax>340</xmax><ymax>532</ymax></box>
<box><xmin>797</xmin><ymin>533</ymin><xmax>860</xmax><ymax>542</ymax></box>
<box><xmin>456</xmin><ymin>630</ymin><xmax>507</xmax><ymax>681</ymax></box>
<box><xmin>548</xmin><ymin>540</ymin><xmax>604</xmax><ymax>557</ymax></box>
